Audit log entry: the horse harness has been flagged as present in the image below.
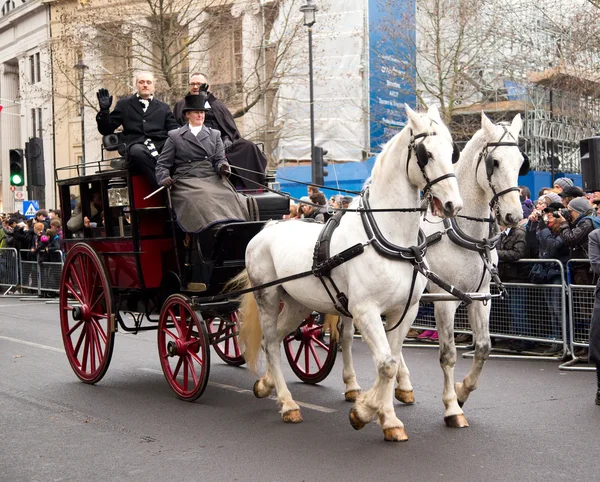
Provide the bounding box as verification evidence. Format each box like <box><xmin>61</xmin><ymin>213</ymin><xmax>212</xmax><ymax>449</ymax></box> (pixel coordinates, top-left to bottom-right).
<box><xmin>312</xmin><ymin>187</ymin><xmax>473</xmax><ymax>330</ymax></box>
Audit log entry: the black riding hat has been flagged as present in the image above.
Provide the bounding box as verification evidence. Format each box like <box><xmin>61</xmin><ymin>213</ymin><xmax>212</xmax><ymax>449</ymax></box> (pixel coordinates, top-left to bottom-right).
<box><xmin>182</xmin><ymin>92</ymin><xmax>211</xmax><ymax>113</ymax></box>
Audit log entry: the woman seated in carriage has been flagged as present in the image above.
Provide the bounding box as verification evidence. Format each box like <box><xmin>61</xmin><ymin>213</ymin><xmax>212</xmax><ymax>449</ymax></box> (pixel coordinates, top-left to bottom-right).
<box><xmin>155</xmin><ymin>93</ymin><xmax>249</xmax><ymax>234</ymax></box>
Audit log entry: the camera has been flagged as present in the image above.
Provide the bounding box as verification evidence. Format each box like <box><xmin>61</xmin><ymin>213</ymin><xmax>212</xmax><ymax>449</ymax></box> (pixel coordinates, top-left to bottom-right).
<box><xmin>547</xmin><ymin>208</ymin><xmax>569</xmax><ymax>219</ymax></box>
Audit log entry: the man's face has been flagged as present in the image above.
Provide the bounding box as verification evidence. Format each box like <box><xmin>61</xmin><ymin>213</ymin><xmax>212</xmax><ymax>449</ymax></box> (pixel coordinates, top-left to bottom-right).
<box><xmin>568</xmin><ymin>208</ymin><xmax>579</xmax><ymax>223</ymax></box>
<box><xmin>136</xmin><ymin>74</ymin><xmax>155</xmax><ymax>98</ymax></box>
<box><xmin>552</xmin><ymin>184</ymin><xmax>563</xmax><ymax>194</ymax></box>
<box><xmin>36</xmin><ymin>214</ymin><xmax>45</xmax><ymax>222</ymax></box>
<box><xmin>189</xmin><ymin>75</ymin><xmax>208</xmax><ymax>95</ymax></box>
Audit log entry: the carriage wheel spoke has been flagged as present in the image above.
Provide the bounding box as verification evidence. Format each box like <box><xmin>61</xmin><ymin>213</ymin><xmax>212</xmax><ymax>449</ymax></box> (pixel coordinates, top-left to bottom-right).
<box><xmin>183</xmin><ymin>357</ymin><xmax>189</xmax><ymax>391</ymax></box>
<box><xmin>304</xmin><ymin>340</ymin><xmax>310</xmax><ymax>372</ymax></box>
<box><xmin>66</xmin><ymin>319</ymin><xmax>85</xmax><ymax>337</ymax></box>
<box><xmin>188</xmin><ymin>355</ymin><xmax>199</xmax><ymax>385</ymax></box>
<box><xmin>75</xmin><ymin>258</ymin><xmax>89</xmax><ymax>301</ymax></box>
<box><xmin>312</xmin><ymin>336</ymin><xmax>329</xmax><ymax>351</ymax></box>
<box><xmin>81</xmin><ymin>325</ymin><xmax>90</xmax><ymax>371</ymax></box>
<box><xmin>189</xmin><ymin>349</ymin><xmax>204</xmax><ymax>367</ymax></box>
<box><xmin>90</xmin><ymin>291</ymin><xmax>105</xmax><ymax>312</ymax></box>
<box><xmin>172</xmin><ymin>357</ymin><xmax>183</xmax><ymax>379</ymax></box>
<box><xmin>163</xmin><ymin>329</ymin><xmax>178</xmax><ymax>341</ymax></box>
<box><xmin>65</xmin><ymin>282</ymin><xmax>84</xmax><ymax>306</ymax></box>
<box><xmin>308</xmin><ymin>342</ymin><xmax>323</xmax><ymax>369</ymax></box>
<box><xmin>90</xmin><ymin>317</ymin><xmax>108</xmax><ymax>345</ymax></box>
<box><xmin>88</xmin><ymin>325</ymin><xmax>97</xmax><ymax>373</ymax></box>
<box><xmin>293</xmin><ymin>340</ymin><xmax>304</xmax><ymax>364</ymax></box>
<box><xmin>167</xmin><ymin>309</ymin><xmax>182</xmax><ymax>337</ymax></box>
<box><xmin>73</xmin><ymin>324</ymin><xmax>87</xmax><ymax>359</ymax></box>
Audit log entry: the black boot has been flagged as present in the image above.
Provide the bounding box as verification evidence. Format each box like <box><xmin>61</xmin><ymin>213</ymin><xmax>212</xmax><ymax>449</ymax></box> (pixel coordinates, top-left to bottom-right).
<box><xmin>596</xmin><ymin>366</ymin><xmax>600</xmax><ymax>406</ymax></box>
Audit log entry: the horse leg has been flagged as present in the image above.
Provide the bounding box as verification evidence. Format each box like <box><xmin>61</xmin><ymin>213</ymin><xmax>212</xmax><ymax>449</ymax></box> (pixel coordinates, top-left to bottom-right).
<box><xmin>249</xmin><ymin>287</ymin><xmax>302</xmax><ymax>422</ymax></box>
<box><xmin>434</xmin><ymin>300</ymin><xmax>469</xmax><ymax>428</ymax></box>
<box><xmin>454</xmin><ymin>299</ymin><xmax>492</xmax><ymax>408</ymax></box>
<box><xmin>386</xmin><ymin>305</ymin><xmax>419</xmax><ymax>404</ymax></box>
<box><xmin>340</xmin><ymin>316</ymin><xmax>361</xmax><ymax>402</ymax></box>
<box><xmin>350</xmin><ymin>310</ymin><xmax>407</xmax><ymax>442</ymax></box>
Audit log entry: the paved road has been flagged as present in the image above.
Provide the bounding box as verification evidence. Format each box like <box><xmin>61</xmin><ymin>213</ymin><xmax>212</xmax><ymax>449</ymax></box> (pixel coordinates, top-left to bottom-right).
<box><xmin>1</xmin><ymin>297</ymin><xmax>599</xmax><ymax>482</ymax></box>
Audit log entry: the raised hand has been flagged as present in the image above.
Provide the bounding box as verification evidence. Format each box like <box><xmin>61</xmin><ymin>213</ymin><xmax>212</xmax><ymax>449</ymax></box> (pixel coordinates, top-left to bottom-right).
<box><xmin>96</xmin><ymin>88</ymin><xmax>113</xmax><ymax>111</ymax></box>
<box><xmin>199</xmin><ymin>83</ymin><xmax>209</xmax><ymax>92</ymax></box>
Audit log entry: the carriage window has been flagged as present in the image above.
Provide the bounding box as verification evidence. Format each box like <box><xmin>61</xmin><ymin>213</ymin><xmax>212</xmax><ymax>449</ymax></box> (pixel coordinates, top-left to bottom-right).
<box><xmin>65</xmin><ymin>182</ymin><xmax>104</xmax><ymax>238</ymax></box>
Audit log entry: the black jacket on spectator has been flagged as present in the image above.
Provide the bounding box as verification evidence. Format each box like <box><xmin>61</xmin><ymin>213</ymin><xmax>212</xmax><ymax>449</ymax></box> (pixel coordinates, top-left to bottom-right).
<box><xmin>12</xmin><ymin>227</ymin><xmax>33</xmax><ymax>253</ymax></box>
<box><xmin>560</xmin><ymin>217</ymin><xmax>596</xmax><ymax>260</ymax></box>
<box><xmin>529</xmin><ymin>224</ymin><xmax>570</xmax><ymax>283</ymax></box>
<box><xmin>587</xmin><ymin>229</ymin><xmax>600</xmax><ymax>365</ymax></box>
<box><xmin>96</xmin><ymin>94</ymin><xmax>179</xmax><ymax>153</ymax></box>
<box><xmin>497</xmin><ymin>226</ymin><xmax>528</xmax><ymax>281</ymax></box>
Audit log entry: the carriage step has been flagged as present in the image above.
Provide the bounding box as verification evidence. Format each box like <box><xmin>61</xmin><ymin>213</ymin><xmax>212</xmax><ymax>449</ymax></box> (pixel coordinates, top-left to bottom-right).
<box><xmin>186</xmin><ymin>282</ymin><xmax>207</xmax><ymax>292</ymax></box>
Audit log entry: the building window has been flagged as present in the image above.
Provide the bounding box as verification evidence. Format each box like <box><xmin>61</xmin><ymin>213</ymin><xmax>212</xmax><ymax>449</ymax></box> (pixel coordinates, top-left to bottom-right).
<box><xmin>31</xmin><ymin>107</ymin><xmax>43</xmax><ymax>138</ymax></box>
<box><xmin>29</xmin><ymin>53</ymin><xmax>41</xmax><ymax>84</ymax></box>
<box><xmin>1</xmin><ymin>0</ymin><xmax>15</xmax><ymax>17</ymax></box>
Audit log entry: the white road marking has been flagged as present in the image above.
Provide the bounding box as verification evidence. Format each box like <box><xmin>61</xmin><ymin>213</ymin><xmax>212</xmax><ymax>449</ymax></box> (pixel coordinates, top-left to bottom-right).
<box><xmin>0</xmin><ymin>302</ymin><xmax>53</xmax><ymax>308</ymax></box>
<box><xmin>0</xmin><ymin>336</ymin><xmax>337</xmax><ymax>414</ymax></box>
<box><xmin>138</xmin><ymin>367</ymin><xmax>337</xmax><ymax>413</ymax></box>
<box><xmin>0</xmin><ymin>336</ymin><xmax>65</xmax><ymax>353</ymax></box>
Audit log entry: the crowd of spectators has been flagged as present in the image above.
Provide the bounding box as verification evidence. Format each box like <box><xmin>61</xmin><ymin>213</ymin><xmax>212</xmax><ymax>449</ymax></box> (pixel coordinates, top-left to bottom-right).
<box><xmin>0</xmin><ymin>209</ymin><xmax>63</xmax><ymax>260</ymax></box>
<box><xmin>285</xmin><ymin>185</ymin><xmax>354</xmax><ymax>223</ymax></box>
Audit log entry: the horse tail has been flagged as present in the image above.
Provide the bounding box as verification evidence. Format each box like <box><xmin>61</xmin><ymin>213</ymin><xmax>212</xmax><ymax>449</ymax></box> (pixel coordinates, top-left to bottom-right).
<box><xmin>225</xmin><ymin>270</ymin><xmax>262</xmax><ymax>374</ymax></box>
<box><xmin>323</xmin><ymin>314</ymin><xmax>340</xmax><ymax>342</ymax></box>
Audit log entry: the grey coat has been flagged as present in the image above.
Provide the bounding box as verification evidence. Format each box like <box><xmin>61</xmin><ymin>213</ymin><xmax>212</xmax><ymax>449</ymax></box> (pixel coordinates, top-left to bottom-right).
<box><xmin>155</xmin><ymin>124</ymin><xmax>228</xmax><ymax>185</ymax></box>
<box><xmin>155</xmin><ymin>124</ymin><xmax>248</xmax><ymax>233</ymax></box>
<box><xmin>588</xmin><ymin>229</ymin><xmax>600</xmax><ymax>365</ymax></box>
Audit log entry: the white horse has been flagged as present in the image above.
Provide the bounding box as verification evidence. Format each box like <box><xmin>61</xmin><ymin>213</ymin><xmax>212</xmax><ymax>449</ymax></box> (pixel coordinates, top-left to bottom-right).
<box><xmin>233</xmin><ymin>104</ymin><xmax>463</xmax><ymax>442</ymax></box>
<box><xmin>341</xmin><ymin>112</ymin><xmax>527</xmax><ymax>428</ymax></box>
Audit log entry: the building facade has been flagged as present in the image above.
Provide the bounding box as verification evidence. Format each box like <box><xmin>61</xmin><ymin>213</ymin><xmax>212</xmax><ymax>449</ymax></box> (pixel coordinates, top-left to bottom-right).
<box><xmin>0</xmin><ymin>0</ymin><xmax>54</xmax><ymax>212</ymax></box>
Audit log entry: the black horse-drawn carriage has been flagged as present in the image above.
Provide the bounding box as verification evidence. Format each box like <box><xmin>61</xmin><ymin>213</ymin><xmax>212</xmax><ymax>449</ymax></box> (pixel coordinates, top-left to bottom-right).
<box><xmin>56</xmin><ymin>147</ymin><xmax>337</xmax><ymax>401</ymax></box>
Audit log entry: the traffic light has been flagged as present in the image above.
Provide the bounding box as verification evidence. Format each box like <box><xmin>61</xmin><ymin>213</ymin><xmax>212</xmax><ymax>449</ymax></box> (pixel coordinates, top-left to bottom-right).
<box><xmin>26</xmin><ymin>137</ymin><xmax>45</xmax><ymax>186</ymax></box>
<box><xmin>312</xmin><ymin>146</ymin><xmax>328</xmax><ymax>186</ymax></box>
<box><xmin>581</xmin><ymin>136</ymin><xmax>600</xmax><ymax>191</ymax></box>
<box><xmin>9</xmin><ymin>149</ymin><xmax>25</xmax><ymax>186</ymax></box>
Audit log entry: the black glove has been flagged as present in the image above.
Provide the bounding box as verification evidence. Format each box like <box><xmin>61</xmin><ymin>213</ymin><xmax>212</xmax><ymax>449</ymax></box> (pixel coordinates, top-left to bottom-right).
<box><xmin>96</xmin><ymin>88</ymin><xmax>113</xmax><ymax>111</ymax></box>
<box><xmin>200</xmin><ymin>83</ymin><xmax>209</xmax><ymax>92</ymax></box>
<box><xmin>161</xmin><ymin>177</ymin><xmax>175</xmax><ymax>187</ymax></box>
<box><xmin>222</xmin><ymin>136</ymin><xmax>233</xmax><ymax>149</ymax></box>
<box><xmin>219</xmin><ymin>164</ymin><xmax>231</xmax><ymax>177</ymax></box>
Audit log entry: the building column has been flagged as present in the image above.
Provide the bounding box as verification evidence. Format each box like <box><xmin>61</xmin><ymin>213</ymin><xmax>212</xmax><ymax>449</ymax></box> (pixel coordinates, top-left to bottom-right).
<box><xmin>0</xmin><ymin>62</ymin><xmax>21</xmax><ymax>213</ymax></box>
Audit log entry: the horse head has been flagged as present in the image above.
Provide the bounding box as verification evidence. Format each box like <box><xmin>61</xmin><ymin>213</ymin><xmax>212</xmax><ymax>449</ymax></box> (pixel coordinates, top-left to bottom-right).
<box><xmin>405</xmin><ymin>104</ymin><xmax>463</xmax><ymax>218</ymax></box>
<box><xmin>476</xmin><ymin>112</ymin><xmax>527</xmax><ymax>227</ymax></box>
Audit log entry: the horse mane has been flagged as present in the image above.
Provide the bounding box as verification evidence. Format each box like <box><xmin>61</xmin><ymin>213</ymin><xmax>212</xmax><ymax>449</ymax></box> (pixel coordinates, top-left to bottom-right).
<box><xmin>370</xmin><ymin>125</ymin><xmax>409</xmax><ymax>184</ymax></box>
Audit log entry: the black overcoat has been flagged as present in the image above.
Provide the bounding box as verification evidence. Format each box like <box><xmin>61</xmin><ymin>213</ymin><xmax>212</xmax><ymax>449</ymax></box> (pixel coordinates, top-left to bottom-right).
<box><xmin>587</xmin><ymin>229</ymin><xmax>600</xmax><ymax>365</ymax></box>
<box><xmin>96</xmin><ymin>94</ymin><xmax>179</xmax><ymax>152</ymax></box>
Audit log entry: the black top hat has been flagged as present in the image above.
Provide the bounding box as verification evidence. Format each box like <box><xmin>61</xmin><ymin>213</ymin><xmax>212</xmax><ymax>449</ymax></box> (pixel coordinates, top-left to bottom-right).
<box><xmin>182</xmin><ymin>92</ymin><xmax>211</xmax><ymax>113</ymax></box>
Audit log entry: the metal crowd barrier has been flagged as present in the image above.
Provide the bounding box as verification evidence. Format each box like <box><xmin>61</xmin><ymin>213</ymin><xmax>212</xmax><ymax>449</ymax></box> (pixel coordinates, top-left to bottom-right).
<box><xmin>411</xmin><ymin>259</ymin><xmax>568</xmax><ymax>360</ymax></box>
<box><xmin>0</xmin><ymin>248</ymin><xmax>19</xmax><ymax>294</ymax></box>
<box><xmin>560</xmin><ymin>259</ymin><xmax>596</xmax><ymax>372</ymax></box>
<box><xmin>17</xmin><ymin>249</ymin><xmax>64</xmax><ymax>297</ymax></box>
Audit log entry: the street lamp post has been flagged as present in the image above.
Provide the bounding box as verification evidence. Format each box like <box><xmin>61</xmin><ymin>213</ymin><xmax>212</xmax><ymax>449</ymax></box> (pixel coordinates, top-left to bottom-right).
<box><xmin>74</xmin><ymin>60</ymin><xmax>89</xmax><ymax>169</ymax></box>
<box><xmin>300</xmin><ymin>0</ymin><xmax>318</xmax><ymax>185</ymax></box>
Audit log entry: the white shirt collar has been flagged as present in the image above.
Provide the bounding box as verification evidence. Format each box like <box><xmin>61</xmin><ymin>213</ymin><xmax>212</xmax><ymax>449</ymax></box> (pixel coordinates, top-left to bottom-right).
<box><xmin>189</xmin><ymin>124</ymin><xmax>203</xmax><ymax>136</ymax></box>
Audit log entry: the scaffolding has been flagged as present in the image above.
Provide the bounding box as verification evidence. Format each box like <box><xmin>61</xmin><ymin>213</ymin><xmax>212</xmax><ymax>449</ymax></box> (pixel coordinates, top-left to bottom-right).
<box><xmin>450</xmin><ymin>0</ymin><xmax>600</xmax><ymax>174</ymax></box>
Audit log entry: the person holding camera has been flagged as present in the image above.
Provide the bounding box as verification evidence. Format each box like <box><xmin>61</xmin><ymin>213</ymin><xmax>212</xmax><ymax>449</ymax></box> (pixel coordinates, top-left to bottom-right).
<box><xmin>527</xmin><ymin>201</ymin><xmax>570</xmax><ymax>351</ymax></box>
<box><xmin>556</xmin><ymin>197</ymin><xmax>600</xmax><ymax>285</ymax></box>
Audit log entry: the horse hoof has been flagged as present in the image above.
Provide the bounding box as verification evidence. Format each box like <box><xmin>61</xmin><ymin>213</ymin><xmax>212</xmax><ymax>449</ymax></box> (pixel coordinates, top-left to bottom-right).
<box><xmin>444</xmin><ymin>414</ymin><xmax>469</xmax><ymax>428</ymax></box>
<box><xmin>349</xmin><ymin>408</ymin><xmax>366</xmax><ymax>430</ymax></box>
<box><xmin>253</xmin><ymin>380</ymin><xmax>271</xmax><ymax>399</ymax></box>
<box><xmin>383</xmin><ymin>427</ymin><xmax>408</xmax><ymax>442</ymax></box>
<box><xmin>395</xmin><ymin>389</ymin><xmax>415</xmax><ymax>404</ymax></box>
<box><xmin>345</xmin><ymin>390</ymin><xmax>361</xmax><ymax>402</ymax></box>
<box><xmin>282</xmin><ymin>409</ymin><xmax>303</xmax><ymax>423</ymax></box>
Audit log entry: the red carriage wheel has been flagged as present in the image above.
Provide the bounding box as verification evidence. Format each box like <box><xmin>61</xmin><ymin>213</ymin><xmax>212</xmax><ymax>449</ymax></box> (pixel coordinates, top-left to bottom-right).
<box><xmin>284</xmin><ymin>314</ymin><xmax>338</xmax><ymax>384</ymax></box>
<box><xmin>158</xmin><ymin>294</ymin><xmax>210</xmax><ymax>401</ymax></box>
<box><xmin>59</xmin><ymin>243</ymin><xmax>115</xmax><ymax>384</ymax></box>
<box><xmin>206</xmin><ymin>311</ymin><xmax>245</xmax><ymax>366</ymax></box>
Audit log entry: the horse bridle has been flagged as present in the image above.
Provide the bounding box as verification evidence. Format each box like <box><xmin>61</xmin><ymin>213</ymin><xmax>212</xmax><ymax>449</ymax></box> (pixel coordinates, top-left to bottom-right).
<box><xmin>406</xmin><ymin>128</ymin><xmax>459</xmax><ymax>201</ymax></box>
<box><xmin>475</xmin><ymin>125</ymin><xmax>529</xmax><ymax>220</ymax></box>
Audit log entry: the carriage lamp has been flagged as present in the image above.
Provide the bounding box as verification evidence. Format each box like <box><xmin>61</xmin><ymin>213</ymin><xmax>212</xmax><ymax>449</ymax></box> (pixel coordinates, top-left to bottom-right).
<box><xmin>107</xmin><ymin>177</ymin><xmax>129</xmax><ymax>208</ymax></box>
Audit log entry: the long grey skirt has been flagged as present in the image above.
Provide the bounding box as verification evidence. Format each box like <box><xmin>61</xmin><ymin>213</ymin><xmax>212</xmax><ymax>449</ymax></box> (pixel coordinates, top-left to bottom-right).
<box><xmin>171</xmin><ymin>161</ymin><xmax>249</xmax><ymax>233</ymax></box>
